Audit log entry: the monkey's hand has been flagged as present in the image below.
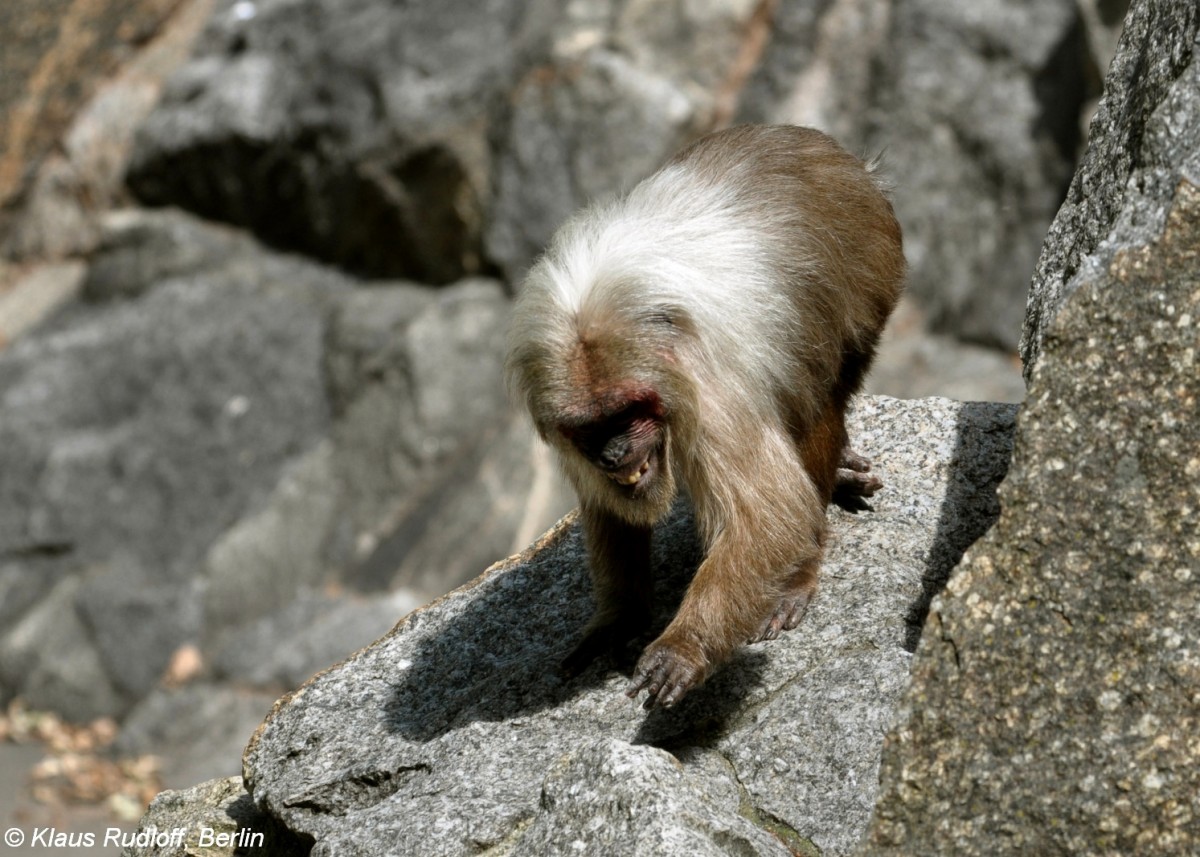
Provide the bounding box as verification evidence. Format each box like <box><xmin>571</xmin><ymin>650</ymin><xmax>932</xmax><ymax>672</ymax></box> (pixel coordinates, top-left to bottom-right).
<box><xmin>833</xmin><ymin>445</ymin><xmax>883</xmax><ymax>511</ymax></box>
<box><xmin>626</xmin><ymin>635</ymin><xmax>708</xmax><ymax>709</ymax></box>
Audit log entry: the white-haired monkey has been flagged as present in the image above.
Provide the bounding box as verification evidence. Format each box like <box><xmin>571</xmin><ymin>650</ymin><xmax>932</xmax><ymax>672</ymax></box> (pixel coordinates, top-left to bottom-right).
<box><xmin>506</xmin><ymin>125</ymin><xmax>904</xmax><ymax>708</ymax></box>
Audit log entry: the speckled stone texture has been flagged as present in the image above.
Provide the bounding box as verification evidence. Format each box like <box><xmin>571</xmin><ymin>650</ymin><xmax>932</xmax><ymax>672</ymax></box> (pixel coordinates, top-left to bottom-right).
<box><xmin>863</xmin><ymin>180</ymin><xmax>1200</xmax><ymax>854</ymax></box>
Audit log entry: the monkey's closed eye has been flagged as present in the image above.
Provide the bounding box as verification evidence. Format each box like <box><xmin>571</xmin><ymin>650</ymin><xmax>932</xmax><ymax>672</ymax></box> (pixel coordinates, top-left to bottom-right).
<box><xmin>643</xmin><ymin>307</ymin><xmax>681</xmax><ymax>329</ymax></box>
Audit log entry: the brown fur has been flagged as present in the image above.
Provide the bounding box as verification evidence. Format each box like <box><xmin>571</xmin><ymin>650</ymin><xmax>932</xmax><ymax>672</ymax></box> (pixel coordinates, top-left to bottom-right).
<box><xmin>506</xmin><ymin>125</ymin><xmax>905</xmax><ymax>707</ymax></box>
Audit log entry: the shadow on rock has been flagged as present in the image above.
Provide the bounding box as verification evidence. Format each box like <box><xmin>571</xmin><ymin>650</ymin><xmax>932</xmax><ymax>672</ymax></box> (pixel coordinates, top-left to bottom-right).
<box><xmin>905</xmin><ymin>401</ymin><xmax>1017</xmax><ymax>650</ymax></box>
<box><xmin>382</xmin><ymin>500</ymin><xmax>718</xmax><ymax>742</ymax></box>
<box><xmin>631</xmin><ymin>649</ymin><xmax>769</xmax><ymax>751</ymax></box>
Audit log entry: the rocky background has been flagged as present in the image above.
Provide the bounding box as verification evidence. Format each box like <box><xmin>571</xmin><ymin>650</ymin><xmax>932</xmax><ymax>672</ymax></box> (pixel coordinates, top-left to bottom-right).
<box><xmin>5</xmin><ymin>0</ymin><xmax>1188</xmax><ymax>854</ymax></box>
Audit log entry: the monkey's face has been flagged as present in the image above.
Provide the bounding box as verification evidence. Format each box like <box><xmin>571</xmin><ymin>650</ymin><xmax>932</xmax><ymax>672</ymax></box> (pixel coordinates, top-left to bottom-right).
<box><xmin>559</xmin><ymin>397</ymin><xmax>666</xmax><ymax>500</ymax></box>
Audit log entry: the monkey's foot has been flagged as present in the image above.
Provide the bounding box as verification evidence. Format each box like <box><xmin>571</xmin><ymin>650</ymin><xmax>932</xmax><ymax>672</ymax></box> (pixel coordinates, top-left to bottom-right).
<box><xmin>750</xmin><ymin>590</ymin><xmax>813</xmax><ymax>643</ymax></box>
<box><xmin>626</xmin><ymin>636</ymin><xmax>707</xmax><ymax>709</ymax></box>
<box><xmin>833</xmin><ymin>445</ymin><xmax>883</xmax><ymax>511</ymax></box>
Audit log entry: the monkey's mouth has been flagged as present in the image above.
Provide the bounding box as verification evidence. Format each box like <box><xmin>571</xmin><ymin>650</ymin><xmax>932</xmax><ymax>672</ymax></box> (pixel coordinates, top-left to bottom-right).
<box><xmin>605</xmin><ymin>452</ymin><xmax>658</xmax><ymax>495</ymax></box>
<box><xmin>608</xmin><ymin>457</ymin><xmax>650</xmax><ymax>485</ymax></box>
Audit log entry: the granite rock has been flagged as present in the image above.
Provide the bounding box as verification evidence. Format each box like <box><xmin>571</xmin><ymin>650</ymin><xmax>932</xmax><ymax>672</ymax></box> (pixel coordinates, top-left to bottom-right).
<box><xmin>865</xmin><ymin>172</ymin><xmax>1200</xmax><ymax>857</ymax></box>
<box><xmin>126</xmin><ymin>0</ymin><xmax>545</xmax><ymax>282</ymax></box>
<box><xmin>0</xmin><ymin>208</ymin><xmax>571</xmax><ymax>736</ymax></box>
<box><xmin>0</xmin><ymin>211</ymin><xmax>341</xmax><ymax>719</ymax></box>
<box><xmin>121</xmin><ymin>776</ymin><xmax>307</xmax><ymax>857</ymax></box>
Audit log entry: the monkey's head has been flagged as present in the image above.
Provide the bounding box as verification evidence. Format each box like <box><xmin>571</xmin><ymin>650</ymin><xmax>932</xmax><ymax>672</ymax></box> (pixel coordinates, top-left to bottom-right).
<box><xmin>507</xmin><ymin>302</ymin><xmax>689</xmax><ymax>526</ymax></box>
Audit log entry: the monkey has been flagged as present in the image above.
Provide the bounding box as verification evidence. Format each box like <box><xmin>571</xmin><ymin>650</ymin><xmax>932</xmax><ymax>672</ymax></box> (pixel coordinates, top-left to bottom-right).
<box><xmin>505</xmin><ymin>124</ymin><xmax>904</xmax><ymax>708</ymax></box>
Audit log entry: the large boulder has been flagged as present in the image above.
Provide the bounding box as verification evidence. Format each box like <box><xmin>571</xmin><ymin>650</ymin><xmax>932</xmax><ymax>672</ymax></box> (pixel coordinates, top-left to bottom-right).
<box><xmin>0</xmin><ymin>210</ymin><xmax>342</xmax><ymax>720</ymax></box>
<box><xmin>124</xmin><ymin>0</ymin><xmax>1105</xmax><ymax>330</ymax></box>
<box><xmin>126</xmin><ymin>0</ymin><xmax>535</xmax><ymax>282</ymax></box>
<box><xmin>230</xmin><ymin>396</ymin><xmax>1016</xmax><ymax>857</ymax></box>
<box><xmin>863</xmin><ymin>2</ymin><xmax>1200</xmax><ymax>852</ymax></box>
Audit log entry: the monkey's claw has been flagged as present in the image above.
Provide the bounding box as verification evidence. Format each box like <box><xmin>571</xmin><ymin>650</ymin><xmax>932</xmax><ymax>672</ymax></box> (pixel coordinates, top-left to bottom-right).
<box><xmin>750</xmin><ymin>591</ymin><xmax>812</xmax><ymax>643</ymax></box>
<box><xmin>626</xmin><ymin>640</ymin><xmax>704</xmax><ymax>709</ymax></box>
<box><xmin>840</xmin><ymin>447</ymin><xmax>871</xmax><ymax>473</ymax></box>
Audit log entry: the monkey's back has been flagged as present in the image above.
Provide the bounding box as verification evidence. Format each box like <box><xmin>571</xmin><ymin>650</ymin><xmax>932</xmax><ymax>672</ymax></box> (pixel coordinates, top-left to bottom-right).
<box><xmin>512</xmin><ymin>124</ymin><xmax>904</xmax><ymax>433</ymax></box>
<box><xmin>666</xmin><ymin>124</ymin><xmax>904</xmax><ymax>382</ymax></box>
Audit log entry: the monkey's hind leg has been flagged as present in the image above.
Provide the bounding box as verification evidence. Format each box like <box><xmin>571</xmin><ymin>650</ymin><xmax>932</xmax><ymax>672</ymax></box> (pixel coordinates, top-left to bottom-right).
<box><xmin>748</xmin><ymin>402</ymin><xmax>844</xmax><ymax>645</ymax></box>
<box><xmin>560</xmin><ymin>508</ymin><xmax>654</xmax><ymax>680</ymax></box>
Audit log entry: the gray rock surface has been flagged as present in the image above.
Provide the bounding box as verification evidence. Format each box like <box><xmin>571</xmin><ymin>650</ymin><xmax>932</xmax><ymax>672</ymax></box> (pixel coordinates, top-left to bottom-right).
<box><xmin>865</xmin><ymin>174</ymin><xmax>1200</xmax><ymax>857</ymax></box>
<box><xmin>0</xmin><ymin>208</ymin><xmax>572</xmax><ymax>741</ymax></box>
<box><xmin>510</xmin><ymin>739</ymin><xmax>799</xmax><ymax>857</ymax></box>
<box><xmin>243</xmin><ymin>396</ymin><xmax>1017</xmax><ymax>857</ymax></box>
<box><xmin>864</xmin><ymin>297</ymin><xmax>1025</xmax><ymax>404</ymax></box>
<box><xmin>127</xmin><ymin>0</ymin><xmax>768</xmax><ymax>284</ymax></box>
<box><xmin>484</xmin><ymin>0</ymin><xmax>765</xmax><ymax>281</ymax></box>
<box><xmin>0</xmin><ymin>210</ymin><xmax>342</xmax><ymax>719</ymax></box>
<box><xmin>209</xmin><ymin>590</ymin><xmax>422</xmax><ymax>692</ymax></box>
<box><xmin>127</xmin><ymin>0</ymin><xmax>546</xmax><ymax>282</ymax></box>
<box><xmin>735</xmin><ymin>0</ymin><xmax>887</xmax><ymax>145</ymax></box>
<box><xmin>1020</xmin><ymin>0</ymin><xmax>1198</xmax><ymax>377</ymax></box>
<box><xmin>116</xmin><ymin>685</ymin><xmax>281</xmax><ymax>790</ymax></box>
<box><xmin>864</xmin><ymin>5</ymin><xmax>1200</xmax><ymax>850</ymax></box>
<box><xmin>866</xmin><ymin>0</ymin><xmax>1100</xmax><ymax>350</ymax></box>
<box><xmin>125</xmin><ymin>0</ymin><xmax>1104</xmax><ymax>338</ymax></box>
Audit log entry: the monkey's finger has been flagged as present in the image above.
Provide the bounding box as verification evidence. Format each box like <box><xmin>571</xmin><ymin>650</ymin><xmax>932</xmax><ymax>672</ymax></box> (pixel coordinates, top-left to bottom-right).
<box><xmin>633</xmin><ymin>674</ymin><xmax>666</xmax><ymax>708</ymax></box>
<box><xmin>625</xmin><ymin>664</ymin><xmax>657</xmax><ymax>698</ymax></box>
<box><xmin>757</xmin><ymin>615</ymin><xmax>784</xmax><ymax>641</ymax></box>
<box><xmin>639</xmin><ymin>669</ymin><xmax>676</xmax><ymax>709</ymax></box>
<box><xmin>658</xmin><ymin>680</ymin><xmax>689</xmax><ymax>709</ymax></box>
<box><xmin>836</xmin><ymin>469</ymin><xmax>883</xmax><ymax>496</ymax></box>
<box><xmin>653</xmin><ymin>660</ymin><xmax>704</xmax><ymax>708</ymax></box>
<box><xmin>840</xmin><ymin>447</ymin><xmax>872</xmax><ymax>472</ymax></box>
<box><xmin>627</xmin><ymin>651</ymin><xmax>674</xmax><ymax>705</ymax></box>
<box><xmin>782</xmin><ymin>593</ymin><xmax>812</xmax><ymax>631</ymax></box>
